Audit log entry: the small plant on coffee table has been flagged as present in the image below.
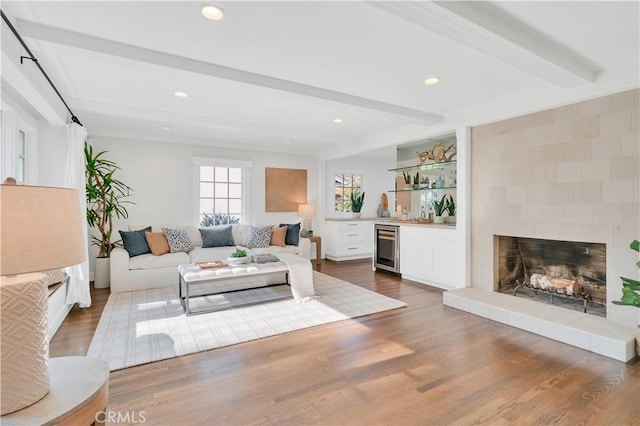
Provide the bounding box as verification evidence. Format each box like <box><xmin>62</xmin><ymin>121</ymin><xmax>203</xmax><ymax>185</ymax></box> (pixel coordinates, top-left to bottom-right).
<box><xmin>230</xmin><ymin>248</ymin><xmax>247</xmax><ymax>258</ymax></box>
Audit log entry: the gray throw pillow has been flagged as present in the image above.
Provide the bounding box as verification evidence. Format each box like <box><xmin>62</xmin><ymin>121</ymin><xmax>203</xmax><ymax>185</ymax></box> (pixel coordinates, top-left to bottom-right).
<box><xmin>279</xmin><ymin>223</ymin><xmax>301</xmax><ymax>246</ymax></box>
<box><xmin>246</xmin><ymin>225</ymin><xmax>273</xmax><ymax>249</ymax></box>
<box><xmin>162</xmin><ymin>227</ymin><xmax>194</xmax><ymax>253</ymax></box>
<box><xmin>199</xmin><ymin>225</ymin><xmax>235</xmax><ymax>248</ymax></box>
<box><xmin>119</xmin><ymin>226</ymin><xmax>152</xmax><ymax>257</ymax></box>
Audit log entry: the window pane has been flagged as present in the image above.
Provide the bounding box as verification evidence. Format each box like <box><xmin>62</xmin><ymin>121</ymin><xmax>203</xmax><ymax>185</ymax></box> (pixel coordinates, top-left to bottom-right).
<box><xmin>214</xmin><ymin>167</ymin><xmax>227</xmax><ymax>182</ymax></box>
<box><xmin>228</xmin><ymin>183</ymin><xmax>242</xmax><ymax>198</ymax></box>
<box><xmin>344</xmin><ymin>175</ymin><xmax>352</xmax><ymax>187</ymax></box>
<box><xmin>200</xmin><ymin>166</ymin><xmax>214</xmax><ymax>181</ymax></box>
<box><xmin>353</xmin><ymin>175</ymin><xmax>362</xmax><ymax>187</ymax></box>
<box><xmin>229</xmin><ymin>199</ymin><xmax>242</xmax><ymax>213</ymax></box>
<box><xmin>17</xmin><ymin>159</ymin><xmax>25</xmax><ymax>183</ymax></box>
<box><xmin>214</xmin><ymin>198</ymin><xmax>228</xmax><ymax>213</ymax></box>
<box><xmin>18</xmin><ymin>131</ymin><xmax>25</xmax><ymax>156</ymax></box>
<box><xmin>228</xmin><ymin>168</ymin><xmax>241</xmax><ymax>183</ymax></box>
<box><xmin>200</xmin><ymin>199</ymin><xmax>214</xmax><ymax>214</ymax></box>
<box><xmin>215</xmin><ymin>183</ymin><xmax>228</xmax><ymax>197</ymax></box>
<box><xmin>200</xmin><ymin>183</ymin><xmax>213</xmax><ymax>198</ymax></box>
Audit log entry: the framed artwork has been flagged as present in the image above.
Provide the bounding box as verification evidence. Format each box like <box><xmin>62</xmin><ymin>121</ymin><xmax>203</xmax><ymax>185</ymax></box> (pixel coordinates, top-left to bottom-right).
<box><xmin>265</xmin><ymin>167</ymin><xmax>307</xmax><ymax>212</ymax></box>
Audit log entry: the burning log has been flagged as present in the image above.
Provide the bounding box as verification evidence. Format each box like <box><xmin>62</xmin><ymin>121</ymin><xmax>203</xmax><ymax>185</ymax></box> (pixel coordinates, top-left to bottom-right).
<box><xmin>530</xmin><ymin>273</ymin><xmax>579</xmax><ymax>296</ymax></box>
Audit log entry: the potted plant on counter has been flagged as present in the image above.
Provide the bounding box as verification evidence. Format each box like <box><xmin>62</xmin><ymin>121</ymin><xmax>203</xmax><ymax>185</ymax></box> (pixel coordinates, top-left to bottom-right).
<box><xmin>444</xmin><ymin>194</ymin><xmax>456</xmax><ymax>224</ymax></box>
<box><xmin>432</xmin><ymin>195</ymin><xmax>447</xmax><ymax>224</ymax></box>
<box><xmin>85</xmin><ymin>142</ymin><xmax>133</xmax><ymax>288</ymax></box>
<box><xmin>612</xmin><ymin>239</ymin><xmax>640</xmax><ymax>355</ymax></box>
<box><xmin>350</xmin><ymin>189</ymin><xmax>365</xmax><ymax>218</ymax></box>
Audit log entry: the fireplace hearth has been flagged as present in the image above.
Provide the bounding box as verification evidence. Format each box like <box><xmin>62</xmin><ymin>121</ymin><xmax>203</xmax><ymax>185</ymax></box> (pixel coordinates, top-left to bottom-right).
<box><xmin>496</xmin><ymin>236</ymin><xmax>606</xmax><ymax>317</ymax></box>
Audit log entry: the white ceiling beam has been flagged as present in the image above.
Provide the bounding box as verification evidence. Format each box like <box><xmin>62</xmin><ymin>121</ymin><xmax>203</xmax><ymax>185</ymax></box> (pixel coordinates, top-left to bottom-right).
<box><xmin>16</xmin><ymin>19</ymin><xmax>444</xmax><ymax>124</ymax></box>
<box><xmin>369</xmin><ymin>1</ymin><xmax>599</xmax><ymax>87</ymax></box>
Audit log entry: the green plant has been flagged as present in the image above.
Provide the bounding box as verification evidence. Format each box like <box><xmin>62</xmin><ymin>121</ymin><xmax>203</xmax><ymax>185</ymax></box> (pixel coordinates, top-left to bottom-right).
<box><xmin>445</xmin><ymin>194</ymin><xmax>456</xmax><ymax>217</ymax></box>
<box><xmin>403</xmin><ymin>171</ymin><xmax>411</xmax><ymax>184</ymax></box>
<box><xmin>230</xmin><ymin>248</ymin><xmax>247</xmax><ymax>258</ymax></box>
<box><xmin>85</xmin><ymin>142</ymin><xmax>133</xmax><ymax>258</ymax></box>
<box><xmin>350</xmin><ymin>189</ymin><xmax>365</xmax><ymax>213</ymax></box>
<box><xmin>432</xmin><ymin>195</ymin><xmax>447</xmax><ymax>216</ymax></box>
<box><xmin>413</xmin><ymin>172</ymin><xmax>420</xmax><ymax>185</ymax></box>
<box><xmin>200</xmin><ymin>212</ymin><xmax>240</xmax><ymax>227</ymax></box>
<box><xmin>612</xmin><ymin>240</ymin><xmax>640</xmax><ymax>308</ymax></box>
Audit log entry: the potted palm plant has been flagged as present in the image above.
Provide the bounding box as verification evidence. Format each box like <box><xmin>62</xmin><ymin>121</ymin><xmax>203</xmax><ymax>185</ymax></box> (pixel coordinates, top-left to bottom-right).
<box><xmin>612</xmin><ymin>240</ymin><xmax>640</xmax><ymax>354</ymax></box>
<box><xmin>85</xmin><ymin>142</ymin><xmax>133</xmax><ymax>288</ymax></box>
<box><xmin>350</xmin><ymin>189</ymin><xmax>365</xmax><ymax>218</ymax></box>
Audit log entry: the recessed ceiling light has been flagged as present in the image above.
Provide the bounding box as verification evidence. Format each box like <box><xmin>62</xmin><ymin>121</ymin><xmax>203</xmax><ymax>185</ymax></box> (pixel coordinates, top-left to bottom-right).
<box><xmin>161</xmin><ymin>126</ymin><xmax>171</xmax><ymax>131</ymax></box>
<box><xmin>174</xmin><ymin>91</ymin><xmax>188</xmax><ymax>98</ymax></box>
<box><xmin>333</xmin><ymin>118</ymin><xmax>343</xmax><ymax>123</ymax></box>
<box><xmin>201</xmin><ymin>4</ymin><xmax>225</xmax><ymax>21</ymax></box>
<box><xmin>424</xmin><ymin>77</ymin><xmax>440</xmax><ymax>86</ymax></box>
<box><xmin>285</xmin><ymin>140</ymin><xmax>291</xmax><ymax>144</ymax></box>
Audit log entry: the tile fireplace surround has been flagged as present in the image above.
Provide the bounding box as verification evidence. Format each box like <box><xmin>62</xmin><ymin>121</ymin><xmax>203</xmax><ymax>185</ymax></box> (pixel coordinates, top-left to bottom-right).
<box><xmin>444</xmin><ymin>89</ymin><xmax>639</xmax><ymax>362</ymax></box>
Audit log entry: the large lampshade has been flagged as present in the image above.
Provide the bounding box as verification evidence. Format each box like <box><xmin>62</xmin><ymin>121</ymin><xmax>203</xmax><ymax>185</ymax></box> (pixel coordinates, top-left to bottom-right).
<box><xmin>297</xmin><ymin>203</ymin><xmax>315</xmax><ymax>218</ymax></box>
<box><xmin>0</xmin><ymin>185</ymin><xmax>85</xmax><ymax>275</ymax></box>
<box><xmin>0</xmin><ymin>184</ymin><xmax>86</xmax><ymax>415</ymax></box>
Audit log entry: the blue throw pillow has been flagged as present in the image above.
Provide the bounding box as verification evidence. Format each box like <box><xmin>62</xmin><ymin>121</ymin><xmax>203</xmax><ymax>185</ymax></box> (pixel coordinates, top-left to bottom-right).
<box><xmin>199</xmin><ymin>226</ymin><xmax>235</xmax><ymax>248</ymax></box>
<box><xmin>119</xmin><ymin>226</ymin><xmax>152</xmax><ymax>257</ymax></box>
<box><xmin>279</xmin><ymin>223</ymin><xmax>301</xmax><ymax>246</ymax></box>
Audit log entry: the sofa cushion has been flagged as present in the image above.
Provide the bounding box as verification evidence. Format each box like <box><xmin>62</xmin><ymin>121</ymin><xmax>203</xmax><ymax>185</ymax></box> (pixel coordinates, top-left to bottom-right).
<box><xmin>270</xmin><ymin>225</ymin><xmax>287</xmax><ymax>247</ymax></box>
<box><xmin>145</xmin><ymin>231</ymin><xmax>170</xmax><ymax>256</ymax></box>
<box><xmin>279</xmin><ymin>222</ymin><xmax>301</xmax><ymax>246</ymax></box>
<box><xmin>162</xmin><ymin>227</ymin><xmax>195</xmax><ymax>253</ymax></box>
<box><xmin>231</xmin><ymin>224</ymin><xmax>251</xmax><ymax>246</ymax></box>
<box><xmin>199</xmin><ymin>225</ymin><xmax>235</xmax><ymax>248</ymax></box>
<box><xmin>129</xmin><ymin>252</ymin><xmax>189</xmax><ymax>270</ymax></box>
<box><xmin>246</xmin><ymin>225</ymin><xmax>273</xmax><ymax>249</ymax></box>
<box><xmin>189</xmin><ymin>246</ymin><xmax>237</xmax><ymax>263</ymax></box>
<box><xmin>119</xmin><ymin>226</ymin><xmax>152</xmax><ymax>257</ymax></box>
<box><xmin>184</xmin><ymin>226</ymin><xmax>203</xmax><ymax>247</ymax></box>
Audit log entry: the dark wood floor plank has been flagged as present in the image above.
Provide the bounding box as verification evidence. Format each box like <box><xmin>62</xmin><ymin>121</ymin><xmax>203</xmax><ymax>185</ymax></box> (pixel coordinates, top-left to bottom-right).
<box><xmin>50</xmin><ymin>259</ymin><xmax>640</xmax><ymax>425</ymax></box>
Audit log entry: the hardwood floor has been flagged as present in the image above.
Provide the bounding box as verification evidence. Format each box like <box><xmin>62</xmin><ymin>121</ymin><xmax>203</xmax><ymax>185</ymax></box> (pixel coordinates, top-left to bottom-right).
<box><xmin>50</xmin><ymin>260</ymin><xmax>640</xmax><ymax>425</ymax></box>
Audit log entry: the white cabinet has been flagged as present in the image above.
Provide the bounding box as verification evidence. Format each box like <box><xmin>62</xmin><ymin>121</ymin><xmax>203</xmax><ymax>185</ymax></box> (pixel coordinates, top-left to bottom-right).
<box><xmin>325</xmin><ymin>220</ymin><xmax>374</xmax><ymax>261</ymax></box>
<box><xmin>399</xmin><ymin>225</ymin><xmax>461</xmax><ymax>289</ymax></box>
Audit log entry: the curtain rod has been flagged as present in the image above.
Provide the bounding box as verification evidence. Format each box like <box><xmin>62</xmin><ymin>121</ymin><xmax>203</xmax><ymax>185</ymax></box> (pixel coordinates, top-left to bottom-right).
<box><xmin>1</xmin><ymin>9</ymin><xmax>83</xmax><ymax>126</ymax></box>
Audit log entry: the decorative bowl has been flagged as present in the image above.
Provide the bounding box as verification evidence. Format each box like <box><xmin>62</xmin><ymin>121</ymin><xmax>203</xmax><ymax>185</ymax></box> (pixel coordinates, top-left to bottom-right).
<box><xmin>226</xmin><ymin>256</ymin><xmax>249</xmax><ymax>265</ymax></box>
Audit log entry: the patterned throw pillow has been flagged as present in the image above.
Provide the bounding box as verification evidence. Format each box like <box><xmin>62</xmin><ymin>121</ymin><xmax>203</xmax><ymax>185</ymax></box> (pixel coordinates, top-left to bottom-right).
<box><xmin>162</xmin><ymin>228</ymin><xmax>195</xmax><ymax>253</ymax></box>
<box><xmin>43</xmin><ymin>269</ymin><xmax>65</xmax><ymax>286</ymax></box>
<box><xmin>279</xmin><ymin>223</ymin><xmax>301</xmax><ymax>246</ymax></box>
<box><xmin>246</xmin><ymin>225</ymin><xmax>273</xmax><ymax>249</ymax></box>
<box><xmin>199</xmin><ymin>226</ymin><xmax>235</xmax><ymax>248</ymax></box>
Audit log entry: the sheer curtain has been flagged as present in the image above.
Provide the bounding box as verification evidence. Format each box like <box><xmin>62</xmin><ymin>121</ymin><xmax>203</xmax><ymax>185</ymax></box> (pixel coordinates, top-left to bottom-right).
<box><xmin>64</xmin><ymin>122</ymin><xmax>91</xmax><ymax>307</ymax></box>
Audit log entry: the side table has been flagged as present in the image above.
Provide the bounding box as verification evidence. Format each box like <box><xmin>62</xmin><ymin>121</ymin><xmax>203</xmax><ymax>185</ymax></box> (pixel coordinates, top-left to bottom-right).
<box><xmin>303</xmin><ymin>235</ymin><xmax>322</xmax><ymax>269</ymax></box>
<box><xmin>1</xmin><ymin>356</ymin><xmax>109</xmax><ymax>425</ymax></box>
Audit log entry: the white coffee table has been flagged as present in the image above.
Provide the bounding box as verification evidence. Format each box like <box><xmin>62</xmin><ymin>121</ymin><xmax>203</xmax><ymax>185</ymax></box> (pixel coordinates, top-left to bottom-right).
<box><xmin>178</xmin><ymin>261</ymin><xmax>291</xmax><ymax>315</ymax></box>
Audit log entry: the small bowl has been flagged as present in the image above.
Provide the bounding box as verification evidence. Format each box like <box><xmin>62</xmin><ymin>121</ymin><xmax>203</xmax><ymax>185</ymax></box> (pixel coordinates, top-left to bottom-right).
<box><xmin>226</xmin><ymin>256</ymin><xmax>249</xmax><ymax>265</ymax></box>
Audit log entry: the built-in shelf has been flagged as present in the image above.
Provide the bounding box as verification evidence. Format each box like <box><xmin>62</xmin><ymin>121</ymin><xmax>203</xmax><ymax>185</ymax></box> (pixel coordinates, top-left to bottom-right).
<box><xmin>388</xmin><ymin>160</ymin><xmax>457</xmax><ymax>172</ymax></box>
<box><xmin>389</xmin><ymin>185</ymin><xmax>456</xmax><ymax>193</ymax></box>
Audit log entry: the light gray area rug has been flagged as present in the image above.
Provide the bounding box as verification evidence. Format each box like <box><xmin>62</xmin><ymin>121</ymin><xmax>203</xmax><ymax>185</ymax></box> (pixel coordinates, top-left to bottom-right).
<box><xmin>88</xmin><ymin>271</ymin><xmax>406</xmax><ymax>371</ymax></box>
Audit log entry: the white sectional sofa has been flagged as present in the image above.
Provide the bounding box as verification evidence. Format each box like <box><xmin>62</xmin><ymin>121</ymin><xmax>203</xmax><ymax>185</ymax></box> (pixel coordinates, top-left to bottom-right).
<box><xmin>110</xmin><ymin>224</ymin><xmax>310</xmax><ymax>293</ymax></box>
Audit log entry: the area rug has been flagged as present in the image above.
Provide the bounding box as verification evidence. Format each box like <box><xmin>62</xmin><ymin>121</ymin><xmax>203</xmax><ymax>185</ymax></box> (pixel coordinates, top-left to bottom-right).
<box><xmin>87</xmin><ymin>271</ymin><xmax>406</xmax><ymax>371</ymax></box>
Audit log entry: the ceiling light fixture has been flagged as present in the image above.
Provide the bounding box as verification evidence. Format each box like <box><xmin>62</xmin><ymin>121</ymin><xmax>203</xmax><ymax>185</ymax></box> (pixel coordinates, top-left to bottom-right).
<box><xmin>424</xmin><ymin>77</ymin><xmax>440</xmax><ymax>86</ymax></box>
<box><xmin>333</xmin><ymin>118</ymin><xmax>343</xmax><ymax>123</ymax></box>
<box><xmin>161</xmin><ymin>126</ymin><xmax>171</xmax><ymax>131</ymax></box>
<box><xmin>174</xmin><ymin>91</ymin><xmax>188</xmax><ymax>98</ymax></box>
<box><xmin>200</xmin><ymin>4</ymin><xmax>225</xmax><ymax>21</ymax></box>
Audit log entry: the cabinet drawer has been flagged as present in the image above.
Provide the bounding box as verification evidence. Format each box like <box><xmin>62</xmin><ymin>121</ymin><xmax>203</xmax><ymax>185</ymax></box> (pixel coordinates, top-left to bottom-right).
<box><xmin>339</xmin><ymin>222</ymin><xmax>363</xmax><ymax>233</ymax></box>
<box><xmin>338</xmin><ymin>241</ymin><xmax>365</xmax><ymax>255</ymax></box>
<box><xmin>341</xmin><ymin>229</ymin><xmax>364</xmax><ymax>242</ymax></box>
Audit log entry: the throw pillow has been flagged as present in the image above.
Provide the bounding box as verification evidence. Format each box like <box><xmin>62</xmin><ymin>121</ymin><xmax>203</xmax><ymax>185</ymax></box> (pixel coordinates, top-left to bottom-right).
<box><xmin>279</xmin><ymin>223</ymin><xmax>301</xmax><ymax>246</ymax></box>
<box><xmin>162</xmin><ymin>227</ymin><xmax>194</xmax><ymax>253</ymax></box>
<box><xmin>199</xmin><ymin>226</ymin><xmax>235</xmax><ymax>248</ymax></box>
<box><xmin>119</xmin><ymin>226</ymin><xmax>152</xmax><ymax>257</ymax></box>
<box><xmin>42</xmin><ymin>269</ymin><xmax>64</xmax><ymax>286</ymax></box>
<box><xmin>145</xmin><ymin>231</ymin><xmax>170</xmax><ymax>256</ymax></box>
<box><xmin>270</xmin><ymin>225</ymin><xmax>288</xmax><ymax>247</ymax></box>
<box><xmin>246</xmin><ymin>225</ymin><xmax>273</xmax><ymax>249</ymax></box>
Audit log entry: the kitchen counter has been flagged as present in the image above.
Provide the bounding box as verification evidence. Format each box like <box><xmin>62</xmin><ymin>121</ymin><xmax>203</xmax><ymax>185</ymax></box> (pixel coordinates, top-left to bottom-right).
<box><xmin>326</xmin><ymin>217</ymin><xmax>455</xmax><ymax>229</ymax></box>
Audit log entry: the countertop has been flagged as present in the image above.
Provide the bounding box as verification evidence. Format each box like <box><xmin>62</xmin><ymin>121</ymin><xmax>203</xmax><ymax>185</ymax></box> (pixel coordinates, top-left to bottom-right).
<box><xmin>325</xmin><ymin>216</ymin><xmax>456</xmax><ymax>229</ymax></box>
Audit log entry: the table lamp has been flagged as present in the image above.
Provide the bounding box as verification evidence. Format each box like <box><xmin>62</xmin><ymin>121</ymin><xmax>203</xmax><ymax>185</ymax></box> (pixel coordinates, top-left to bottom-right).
<box><xmin>298</xmin><ymin>203</ymin><xmax>315</xmax><ymax>237</ymax></box>
<box><xmin>0</xmin><ymin>184</ymin><xmax>86</xmax><ymax>415</ymax></box>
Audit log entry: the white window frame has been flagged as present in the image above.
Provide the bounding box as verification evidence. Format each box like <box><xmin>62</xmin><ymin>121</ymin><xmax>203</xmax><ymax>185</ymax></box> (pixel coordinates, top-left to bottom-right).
<box><xmin>16</xmin><ymin>129</ymin><xmax>26</xmax><ymax>183</ymax></box>
<box><xmin>333</xmin><ymin>172</ymin><xmax>363</xmax><ymax>213</ymax></box>
<box><xmin>193</xmin><ymin>157</ymin><xmax>253</xmax><ymax>226</ymax></box>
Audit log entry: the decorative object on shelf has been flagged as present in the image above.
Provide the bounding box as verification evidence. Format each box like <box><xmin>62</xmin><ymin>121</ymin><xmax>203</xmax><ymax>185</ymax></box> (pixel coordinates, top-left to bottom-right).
<box><xmin>416</xmin><ymin>143</ymin><xmax>457</xmax><ymax>165</ymax></box>
<box><xmin>350</xmin><ymin>189</ymin><xmax>365</xmax><ymax>218</ymax></box>
<box><xmin>402</xmin><ymin>171</ymin><xmax>411</xmax><ymax>185</ymax></box>
<box><xmin>432</xmin><ymin>194</ymin><xmax>447</xmax><ymax>224</ymax></box>
<box><xmin>612</xmin><ymin>239</ymin><xmax>640</xmax><ymax>354</ymax></box>
<box><xmin>413</xmin><ymin>172</ymin><xmax>420</xmax><ymax>189</ymax></box>
<box><xmin>436</xmin><ymin>176</ymin><xmax>445</xmax><ymax>188</ymax></box>
<box><xmin>298</xmin><ymin>203</ymin><xmax>316</xmax><ymax>237</ymax></box>
<box><xmin>0</xmin><ymin>185</ymin><xmax>86</xmax><ymax>415</ymax></box>
<box><xmin>227</xmin><ymin>248</ymin><xmax>250</xmax><ymax>265</ymax></box>
<box><xmin>85</xmin><ymin>142</ymin><xmax>134</xmax><ymax>288</ymax></box>
<box><xmin>377</xmin><ymin>193</ymin><xmax>391</xmax><ymax>217</ymax></box>
<box><xmin>444</xmin><ymin>194</ymin><xmax>457</xmax><ymax>224</ymax></box>
<box><xmin>420</xmin><ymin>176</ymin><xmax>430</xmax><ymax>188</ymax></box>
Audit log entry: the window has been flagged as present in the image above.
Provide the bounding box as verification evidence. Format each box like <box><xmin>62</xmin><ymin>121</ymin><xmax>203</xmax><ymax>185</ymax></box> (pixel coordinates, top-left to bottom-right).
<box><xmin>17</xmin><ymin>130</ymin><xmax>25</xmax><ymax>183</ymax></box>
<box><xmin>199</xmin><ymin>166</ymin><xmax>242</xmax><ymax>226</ymax></box>
<box><xmin>334</xmin><ymin>173</ymin><xmax>362</xmax><ymax>212</ymax></box>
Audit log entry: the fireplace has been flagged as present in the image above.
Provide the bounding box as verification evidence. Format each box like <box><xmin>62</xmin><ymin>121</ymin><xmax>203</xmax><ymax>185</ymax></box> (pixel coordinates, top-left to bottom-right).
<box><xmin>495</xmin><ymin>236</ymin><xmax>607</xmax><ymax>317</ymax></box>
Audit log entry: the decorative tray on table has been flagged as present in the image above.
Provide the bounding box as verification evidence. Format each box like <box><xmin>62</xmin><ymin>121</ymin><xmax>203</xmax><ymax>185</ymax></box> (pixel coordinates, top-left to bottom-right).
<box><xmin>195</xmin><ymin>261</ymin><xmax>228</xmax><ymax>269</ymax></box>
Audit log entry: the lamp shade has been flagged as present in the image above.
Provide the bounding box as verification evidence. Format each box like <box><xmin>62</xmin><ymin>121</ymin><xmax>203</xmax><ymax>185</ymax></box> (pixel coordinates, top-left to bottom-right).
<box><xmin>298</xmin><ymin>203</ymin><xmax>315</xmax><ymax>217</ymax></box>
<box><xmin>0</xmin><ymin>185</ymin><xmax>86</xmax><ymax>275</ymax></box>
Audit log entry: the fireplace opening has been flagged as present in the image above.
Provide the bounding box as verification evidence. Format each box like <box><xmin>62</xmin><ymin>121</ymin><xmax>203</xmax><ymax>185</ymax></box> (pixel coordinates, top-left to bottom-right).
<box><xmin>496</xmin><ymin>236</ymin><xmax>606</xmax><ymax>317</ymax></box>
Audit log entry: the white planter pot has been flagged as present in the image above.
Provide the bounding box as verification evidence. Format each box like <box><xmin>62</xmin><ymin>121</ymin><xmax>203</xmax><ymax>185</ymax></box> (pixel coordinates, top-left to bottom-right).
<box><xmin>352</xmin><ymin>212</ymin><xmax>362</xmax><ymax>218</ymax></box>
<box><xmin>94</xmin><ymin>257</ymin><xmax>110</xmax><ymax>289</ymax></box>
<box><xmin>434</xmin><ymin>216</ymin><xmax>444</xmax><ymax>224</ymax></box>
<box><xmin>445</xmin><ymin>215</ymin><xmax>456</xmax><ymax>224</ymax></box>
